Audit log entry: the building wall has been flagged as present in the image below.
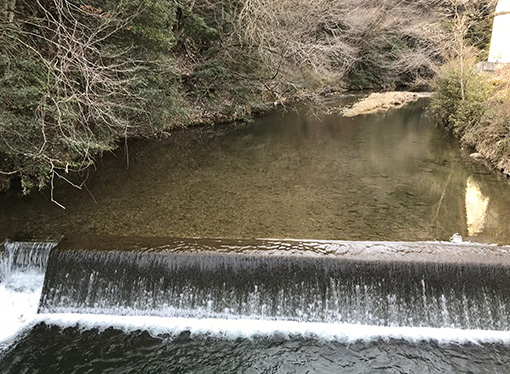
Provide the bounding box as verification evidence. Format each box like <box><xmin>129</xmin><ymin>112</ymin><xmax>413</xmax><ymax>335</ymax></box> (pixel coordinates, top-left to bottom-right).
<box><xmin>488</xmin><ymin>0</ymin><xmax>510</xmax><ymax>63</ymax></box>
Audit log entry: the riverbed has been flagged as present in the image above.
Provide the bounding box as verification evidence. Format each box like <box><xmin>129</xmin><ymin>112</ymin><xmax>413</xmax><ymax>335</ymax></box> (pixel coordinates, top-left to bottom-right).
<box><xmin>0</xmin><ymin>98</ymin><xmax>509</xmax><ymax>243</ymax></box>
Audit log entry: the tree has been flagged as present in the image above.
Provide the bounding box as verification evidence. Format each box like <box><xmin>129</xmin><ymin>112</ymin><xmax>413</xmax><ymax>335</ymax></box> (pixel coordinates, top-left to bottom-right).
<box><xmin>0</xmin><ymin>0</ymin><xmax>180</xmax><ymax>201</ymax></box>
<box><xmin>235</xmin><ymin>0</ymin><xmax>448</xmax><ymax>90</ymax></box>
<box><xmin>442</xmin><ymin>0</ymin><xmax>497</xmax><ymax>99</ymax></box>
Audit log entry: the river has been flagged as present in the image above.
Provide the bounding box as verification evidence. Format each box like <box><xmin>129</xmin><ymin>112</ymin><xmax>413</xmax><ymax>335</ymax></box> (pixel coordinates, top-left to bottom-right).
<box><xmin>0</xmin><ymin>99</ymin><xmax>509</xmax><ymax>243</ymax></box>
<box><xmin>2</xmin><ymin>98</ymin><xmax>510</xmax><ymax>373</ymax></box>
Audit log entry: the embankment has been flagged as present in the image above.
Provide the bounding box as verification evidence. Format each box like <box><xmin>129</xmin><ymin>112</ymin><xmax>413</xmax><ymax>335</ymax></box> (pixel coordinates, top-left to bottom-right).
<box><xmin>431</xmin><ymin>63</ymin><xmax>510</xmax><ymax>178</ymax></box>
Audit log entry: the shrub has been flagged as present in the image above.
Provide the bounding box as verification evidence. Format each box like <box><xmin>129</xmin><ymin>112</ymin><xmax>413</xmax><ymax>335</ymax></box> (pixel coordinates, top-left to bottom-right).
<box><xmin>432</xmin><ymin>58</ymin><xmax>510</xmax><ymax>173</ymax></box>
<box><xmin>431</xmin><ymin>57</ymin><xmax>492</xmax><ymax>138</ymax></box>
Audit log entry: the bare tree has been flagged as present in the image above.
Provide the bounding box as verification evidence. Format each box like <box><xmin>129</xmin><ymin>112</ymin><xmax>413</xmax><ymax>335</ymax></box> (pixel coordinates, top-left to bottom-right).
<box><xmin>442</xmin><ymin>0</ymin><xmax>497</xmax><ymax>99</ymax></box>
<box><xmin>0</xmin><ymin>0</ymin><xmax>146</xmax><ymax>204</ymax></box>
<box><xmin>236</xmin><ymin>0</ymin><xmax>448</xmax><ymax>91</ymax></box>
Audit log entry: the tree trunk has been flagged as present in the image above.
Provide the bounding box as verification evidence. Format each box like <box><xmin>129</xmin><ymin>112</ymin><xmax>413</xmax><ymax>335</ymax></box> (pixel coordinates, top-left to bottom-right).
<box><xmin>459</xmin><ymin>38</ymin><xmax>466</xmax><ymax>100</ymax></box>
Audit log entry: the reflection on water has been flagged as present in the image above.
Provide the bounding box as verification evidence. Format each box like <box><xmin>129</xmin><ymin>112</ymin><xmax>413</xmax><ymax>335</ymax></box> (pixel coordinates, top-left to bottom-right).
<box><xmin>0</xmin><ymin>99</ymin><xmax>510</xmax><ymax>243</ymax></box>
<box><xmin>465</xmin><ymin>177</ymin><xmax>489</xmax><ymax>237</ymax></box>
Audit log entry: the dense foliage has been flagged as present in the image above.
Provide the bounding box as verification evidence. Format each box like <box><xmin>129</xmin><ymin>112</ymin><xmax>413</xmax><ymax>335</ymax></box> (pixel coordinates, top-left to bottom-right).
<box><xmin>0</xmin><ymin>0</ymin><xmax>265</xmax><ymax>194</ymax></box>
<box><xmin>432</xmin><ymin>59</ymin><xmax>510</xmax><ymax>174</ymax></box>
<box><xmin>431</xmin><ymin>0</ymin><xmax>510</xmax><ymax>175</ymax></box>
<box><xmin>0</xmin><ymin>0</ymin><xmax>454</xmax><ymax>195</ymax></box>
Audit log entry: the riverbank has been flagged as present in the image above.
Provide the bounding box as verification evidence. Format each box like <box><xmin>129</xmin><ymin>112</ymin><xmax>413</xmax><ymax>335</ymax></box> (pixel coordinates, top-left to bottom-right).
<box><xmin>431</xmin><ymin>62</ymin><xmax>510</xmax><ymax>178</ymax></box>
<box><xmin>0</xmin><ymin>0</ymin><xmax>449</xmax><ymax>194</ymax></box>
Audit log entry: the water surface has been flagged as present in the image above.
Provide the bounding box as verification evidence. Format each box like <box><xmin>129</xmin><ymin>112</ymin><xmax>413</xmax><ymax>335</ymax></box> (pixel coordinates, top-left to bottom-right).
<box><xmin>3</xmin><ymin>325</ymin><xmax>510</xmax><ymax>374</ymax></box>
<box><xmin>1</xmin><ymin>99</ymin><xmax>509</xmax><ymax>242</ymax></box>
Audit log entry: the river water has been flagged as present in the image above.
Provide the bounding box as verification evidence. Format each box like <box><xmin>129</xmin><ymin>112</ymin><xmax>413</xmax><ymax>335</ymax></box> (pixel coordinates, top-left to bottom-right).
<box><xmin>1</xmin><ymin>99</ymin><xmax>510</xmax><ymax>243</ymax></box>
<box><xmin>3</xmin><ymin>98</ymin><xmax>510</xmax><ymax>373</ymax></box>
<box><xmin>3</xmin><ymin>240</ymin><xmax>510</xmax><ymax>373</ymax></box>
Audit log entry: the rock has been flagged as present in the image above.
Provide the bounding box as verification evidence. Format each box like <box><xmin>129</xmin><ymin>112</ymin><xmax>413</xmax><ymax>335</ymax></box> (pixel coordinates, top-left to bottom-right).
<box><xmin>343</xmin><ymin>91</ymin><xmax>431</xmax><ymax>117</ymax></box>
<box><xmin>449</xmin><ymin>233</ymin><xmax>463</xmax><ymax>244</ymax></box>
<box><xmin>470</xmin><ymin>152</ymin><xmax>484</xmax><ymax>159</ymax></box>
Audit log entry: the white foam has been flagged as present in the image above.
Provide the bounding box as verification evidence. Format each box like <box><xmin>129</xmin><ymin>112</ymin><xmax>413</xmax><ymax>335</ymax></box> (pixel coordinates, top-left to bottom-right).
<box><xmin>3</xmin><ymin>268</ymin><xmax>510</xmax><ymax>346</ymax></box>
<box><xmin>0</xmin><ymin>269</ymin><xmax>45</xmax><ymax>350</ymax></box>
<box><xmin>35</xmin><ymin>313</ymin><xmax>510</xmax><ymax>344</ymax></box>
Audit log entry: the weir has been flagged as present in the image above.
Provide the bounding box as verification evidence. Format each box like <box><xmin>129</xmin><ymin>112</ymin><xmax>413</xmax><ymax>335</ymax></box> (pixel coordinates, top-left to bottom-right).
<box><xmin>30</xmin><ymin>237</ymin><xmax>510</xmax><ymax>331</ymax></box>
<box><xmin>0</xmin><ymin>240</ymin><xmax>56</xmax><ymax>349</ymax></box>
<box><xmin>3</xmin><ymin>237</ymin><xmax>510</xmax><ymax>342</ymax></box>
<box><xmin>0</xmin><ymin>240</ymin><xmax>56</xmax><ymax>280</ymax></box>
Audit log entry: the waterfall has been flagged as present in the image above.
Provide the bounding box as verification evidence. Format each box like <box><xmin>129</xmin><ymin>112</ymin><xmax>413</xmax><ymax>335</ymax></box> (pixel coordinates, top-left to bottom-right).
<box><xmin>38</xmin><ymin>246</ymin><xmax>510</xmax><ymax>331</ymax></box>
<box><xmin>0</xmin><ymin>240</ymin><xmax>56</xmax><ymax>350</ymax></box>
<box><xmin>1</xmin><ymin>240</ymin><xmax>55</xmax><ymax>279</ymax></box>
<box><xmin>3</xmin><ymin>238</ymin><xmax>510</xmax><ymax>344</ymax></box>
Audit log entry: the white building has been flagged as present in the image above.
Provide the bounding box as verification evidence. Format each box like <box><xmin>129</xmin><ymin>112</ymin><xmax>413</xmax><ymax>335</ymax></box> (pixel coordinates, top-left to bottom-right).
<box><xmin>488</xmin><ymin>0</ymin><xmax>510</xmax><ymax>63</ymax></box>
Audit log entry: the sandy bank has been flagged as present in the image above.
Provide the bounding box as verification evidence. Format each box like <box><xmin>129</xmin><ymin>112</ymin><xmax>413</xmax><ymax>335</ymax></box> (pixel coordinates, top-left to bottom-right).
<box><xmin>344</xmin><ymin>91</ymin><xmax>432</xmax><ymax>117</ymax></box>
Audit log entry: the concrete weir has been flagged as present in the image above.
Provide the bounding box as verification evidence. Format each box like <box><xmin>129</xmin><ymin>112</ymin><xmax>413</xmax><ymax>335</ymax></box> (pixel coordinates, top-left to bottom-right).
<box><xmin>33</xmin><ymin>236</ymin><xmax>510</xmax><ymax>330</ymax></box>
<box><xmin>4</xmin><ymin>238</ymin><xmax>510</xmax><ymax>374</ymax></box>
<box><xmin>4</xmin><ymin>237</ymin><xmax>510</xmax><ymax>337</ymax></box>
<box><xmin>52</xmin><ymin>235</ymin><xmax>510</xmax><ymax>266</ymax></box>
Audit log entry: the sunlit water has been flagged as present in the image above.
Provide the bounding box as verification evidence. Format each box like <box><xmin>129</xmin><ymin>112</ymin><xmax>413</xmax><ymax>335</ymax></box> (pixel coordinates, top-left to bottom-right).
<box><xmin>0</xmin><ymin>241</ymin><xmax>55</xmax><ymax>351</ymax></box>
<box><xmin>1</xmin><ymin>99</ymin><xmax>510</xmax><ymax>243</ymax></box>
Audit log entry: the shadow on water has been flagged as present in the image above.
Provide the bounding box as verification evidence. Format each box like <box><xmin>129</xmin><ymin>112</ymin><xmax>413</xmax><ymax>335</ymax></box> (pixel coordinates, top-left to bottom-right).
<box><xmin>2</xmin><ymin>324</ymin><xmax>510</xmax><ymax>374</ymax></box>
<box><xmin>1</xmin><ymin>99</ymin><xmax>510</xmax><ymax>243</ymax></box>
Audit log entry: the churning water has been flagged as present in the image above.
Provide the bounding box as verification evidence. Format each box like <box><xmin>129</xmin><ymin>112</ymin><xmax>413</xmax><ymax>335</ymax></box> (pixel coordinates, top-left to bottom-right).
<box><xmin>3</xmin><ymin>239</ymin><xmax>510</xmax><ymax>373</ymax></box>
<box><xmin>0</xmin><ymin>241</ymin><xmax>56</xmax><ymax>351</ymax></box>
